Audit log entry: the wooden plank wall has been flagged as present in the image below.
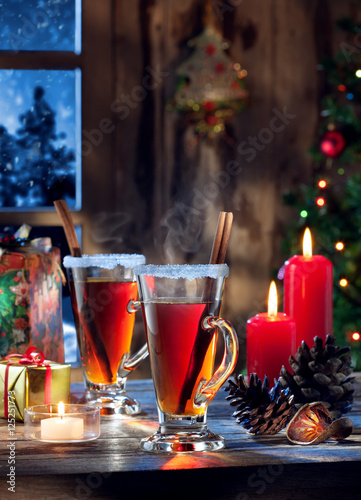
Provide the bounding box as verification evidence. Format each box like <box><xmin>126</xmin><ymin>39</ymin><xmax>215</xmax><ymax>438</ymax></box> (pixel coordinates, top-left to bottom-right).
<box><xmin>111</xmin><ymin>0</ymin><xmax>361</xmax><ymax>375</ymax></box>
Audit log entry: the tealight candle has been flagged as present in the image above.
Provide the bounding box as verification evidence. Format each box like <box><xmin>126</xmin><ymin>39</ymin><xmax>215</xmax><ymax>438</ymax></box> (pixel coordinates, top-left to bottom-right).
<box><xmin>40</xmin><ymin>402</ymin><xmax>84</xmax><ymax>441</ymax></box>
<box><xmin>247</xmin><ymin>281</ymin><xmax>297</xmax><ymax>387</ymax></box>
<box><xmin>24</xmin><ymin>403</ymin><xmax>100</xmax><ymax>442</ymax></box>
<box><xmin>284</xmin><ymin>228</ymin><xmax>333</xmax><ymax>347</ymax></box>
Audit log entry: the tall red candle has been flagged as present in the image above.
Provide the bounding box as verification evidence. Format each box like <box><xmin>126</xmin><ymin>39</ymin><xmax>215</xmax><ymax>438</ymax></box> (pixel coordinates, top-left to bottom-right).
<box><xmin>247</xmin><ymin>282</ymin><xmax>297</xmax><ymax>387</ymax></box>
<box><xmin>284</xmin><ymin>228</ymin><xmax>333</xmax><ymax>347</ymax></box>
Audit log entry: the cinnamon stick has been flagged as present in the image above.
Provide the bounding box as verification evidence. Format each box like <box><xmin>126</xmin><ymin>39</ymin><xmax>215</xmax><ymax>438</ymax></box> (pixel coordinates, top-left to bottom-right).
<box><xmin>53</xmin><ymin>199</ymin><xmax>113</xmax><ymax>383</ymax></box>
<box><xmin>176</xmin><ymin>211</ymin><xmax>233</xmax><ymax>414</ymax></box>
<box><xmin>202</xmin><ymin>212</ymin><xmax>233</xmax><ymax>302</ymax></box>
<box><xmin>54</xmin><ymin>200</ymin><xmax>82</xmax><ymax>257</ymax></box>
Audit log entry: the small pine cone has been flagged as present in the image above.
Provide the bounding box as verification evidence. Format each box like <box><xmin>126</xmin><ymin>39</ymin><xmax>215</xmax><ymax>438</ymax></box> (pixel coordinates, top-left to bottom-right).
<box><xmin>278</xmin><ymin>335</ymin><xmax>355</xmax><ymax>420</ymax></box>
<box><xmin>225</xmin><ymin>374</ymin><xmax>295</xmax><ymax>435</ymax></box>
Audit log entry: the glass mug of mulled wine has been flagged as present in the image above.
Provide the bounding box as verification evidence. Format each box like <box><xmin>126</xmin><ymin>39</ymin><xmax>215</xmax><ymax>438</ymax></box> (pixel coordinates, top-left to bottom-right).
<box><xmin>134</xmin><ymin>263</ymin><xmax>239</xmax><ymax>452</ymax></box>
<box><xmin>63</xmin><ymin>254</ymin><xmax>148</xmax><ymax>416</ymax></box>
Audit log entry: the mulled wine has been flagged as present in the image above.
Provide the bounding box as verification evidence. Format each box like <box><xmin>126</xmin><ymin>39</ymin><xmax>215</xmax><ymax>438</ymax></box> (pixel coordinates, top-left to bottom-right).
<box><xmin>142</xmin><ymin>299</ymin><xmax>218</xmax><ymax>416</ymax></box>
<box><xmin>70</xmin><ymin>278</ymin><xmax>137</xmax><ymax>385</ymax></box>
<box><xmin>135</xmin><ymin>263</ymin><xmax>239</xmax><ymax>452</ymax></box>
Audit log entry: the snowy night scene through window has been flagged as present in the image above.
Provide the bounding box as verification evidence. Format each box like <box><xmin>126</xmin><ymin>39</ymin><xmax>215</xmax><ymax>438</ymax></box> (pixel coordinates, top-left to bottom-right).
<box><xmin>0</xmin><ymin>0</ymin><xmax>81</xmax><ymax>53</ymax></box>
<box><xmin>0</xmin><ymin>69</ymin><xmax>81</xmax><ymax>210</ymax></box>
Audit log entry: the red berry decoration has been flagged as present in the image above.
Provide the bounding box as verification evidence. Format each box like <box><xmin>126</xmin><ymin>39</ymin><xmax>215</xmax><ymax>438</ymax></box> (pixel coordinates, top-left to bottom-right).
<box><xmin>319</xmin><ymin>130</ymin><xmax>346</xmax><ymax>158</ymax></box>
<box><xmin>205</xmin><ymin>44</ymin><xmax>216</xmax><ymax>56</ymax></box>
<box><xmin>203</xmin><ymin>101</ymin><xmax>216</xmax><ymax>112</ymax></box>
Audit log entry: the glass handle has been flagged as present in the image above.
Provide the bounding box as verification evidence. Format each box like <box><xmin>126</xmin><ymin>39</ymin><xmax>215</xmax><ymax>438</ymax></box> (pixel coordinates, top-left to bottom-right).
<box><xmin>120</xmin><ymin>300</ymin><xmax>148</xmax><ymax>374</ymax></box>
<box><xmin>194</xmin><ymin>316</ymin><xmax>239</xmax><ymax>408</ymax></box>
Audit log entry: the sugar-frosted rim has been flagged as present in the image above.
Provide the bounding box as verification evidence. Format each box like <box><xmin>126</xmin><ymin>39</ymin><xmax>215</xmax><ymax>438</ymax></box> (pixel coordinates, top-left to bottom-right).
<box><xmin>63</xmin><ymin>254</ymin><xmax>146</xmax><ymax>270</ymax></box>
<box><xmin>133</xmin><ymin>264</ymin><xmax>229</xmax><ymax>280</ymax></box>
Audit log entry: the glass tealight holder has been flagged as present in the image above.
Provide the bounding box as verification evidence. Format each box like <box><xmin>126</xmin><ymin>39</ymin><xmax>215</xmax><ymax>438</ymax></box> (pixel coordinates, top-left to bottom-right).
<box><xmin>24</xmin><ymin>404</ymin><xmax>101</xmax><ymax>443</ymax></box>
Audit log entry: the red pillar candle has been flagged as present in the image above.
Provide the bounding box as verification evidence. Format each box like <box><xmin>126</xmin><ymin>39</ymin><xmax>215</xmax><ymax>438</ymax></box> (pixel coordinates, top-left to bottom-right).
<box><xmin>284</xmin><ymin>228</ymin><xmax>333</xmax><ymax>347</ymax></box>
<box><xmin>247</xmin><ymin>282</ymin><xmax>297</xmax><ymax>387</ymax></box>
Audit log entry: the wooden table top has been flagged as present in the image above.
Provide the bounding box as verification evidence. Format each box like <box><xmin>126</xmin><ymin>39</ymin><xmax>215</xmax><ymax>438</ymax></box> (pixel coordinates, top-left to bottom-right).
<box><xmin>0</xmin><ymin>375</ymin><xmax>360</xmax><ymax>500</ymax></box>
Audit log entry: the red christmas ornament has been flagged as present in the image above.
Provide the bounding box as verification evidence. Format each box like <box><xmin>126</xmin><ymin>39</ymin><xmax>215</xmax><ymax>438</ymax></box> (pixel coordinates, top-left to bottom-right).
<box><xmin>319</xmin><ymin>130</ymin><xmax>346</xmax><ymax>158</ymax></box>
<box><xmin>214</xmin><ymin>62</ymin><xmax>226</xmax><ymax>73</ymax></box>
<box><xmin>204</xmin><ymin>101</ymin><xmax>216</xmax><ymax>112</ymax></box>
<box><xmin>205</xmin><ymin>115</ymin><xmax>218</xmax><ymax>125</ymax></box>
<box><xmin>205</xmin><ymin>44</ymin><xmax>216</xmax><ymax>56</ymax></box>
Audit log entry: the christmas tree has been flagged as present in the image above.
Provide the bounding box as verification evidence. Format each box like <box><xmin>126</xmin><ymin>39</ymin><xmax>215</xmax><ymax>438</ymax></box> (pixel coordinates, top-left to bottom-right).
<box><xmin>16</xmin><ymin>86</ymin><xmax>76</xmax><ymax>206</ymax></box>
<box><xmin>0</xmin><ymin>125</ymin><xmax>17</xmax><ymax>206</ymax></box>
<box><xmin>282</xmin><ymin>15</ymin><xmax>361</xmax><ymax>369</ymax></box>
<box><xmin>0</xmin><ymin>86</ymin><xmax>76</xmax><ymax>208</ymax></box>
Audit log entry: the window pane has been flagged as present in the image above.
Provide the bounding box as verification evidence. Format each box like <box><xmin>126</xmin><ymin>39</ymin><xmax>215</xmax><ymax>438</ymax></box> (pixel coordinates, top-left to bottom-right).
<box><xmin>0</xmin><ymin>69</ymin><xmax>81</xmax><ymax>210</ymax></box>
<box><xmin>0</xmin><ymin>0</ymin><xmax>81</xmax><ymax>54</ymax></box>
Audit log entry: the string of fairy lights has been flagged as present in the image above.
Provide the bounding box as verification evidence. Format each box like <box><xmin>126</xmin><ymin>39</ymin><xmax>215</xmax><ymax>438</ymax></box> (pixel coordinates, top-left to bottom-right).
<box><xmin>282</xmin><ymin>20</ymin><xmax>361</xmax><ymax>367</ymax></box>
<box><xmin>293</xmin><ymin>63</ymin><xmax>361</xmax><ymax>345</ymax></box>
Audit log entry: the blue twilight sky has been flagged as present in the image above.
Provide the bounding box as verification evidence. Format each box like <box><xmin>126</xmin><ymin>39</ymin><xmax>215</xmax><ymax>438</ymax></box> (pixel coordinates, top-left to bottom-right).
<box><xmin>0</xmin><ymin>0</ymin><xmax>80</xmax><ymax>53</ymax></box>
<box><xmin>0</xmin><ymin>69</ymin><xmax>80</xmax><ymax>150</ymax></box>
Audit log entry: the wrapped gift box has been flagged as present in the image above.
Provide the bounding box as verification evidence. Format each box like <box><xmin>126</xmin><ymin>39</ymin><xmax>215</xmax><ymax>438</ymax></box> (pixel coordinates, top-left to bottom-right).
<box><xmin>0</xmin><ymin>237</ymin><xmax>64</xmax><ymax>363</ymax></box>
<box><xmin>0</xmin><ymin>353</ymin><xmax>71</xmax><ymax>422</ymax></box>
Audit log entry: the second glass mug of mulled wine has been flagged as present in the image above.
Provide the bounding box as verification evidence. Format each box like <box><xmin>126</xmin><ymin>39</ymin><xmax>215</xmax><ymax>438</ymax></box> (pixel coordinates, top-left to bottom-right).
<box><xmin>64</xmin><ymin>254</ymin><xmax>148</xmax><ymax>416</ymax></box>
<box><xmin>134</xmin><ymin>263</ymin><xmax>239</xmax><ymax>452</ymax></box>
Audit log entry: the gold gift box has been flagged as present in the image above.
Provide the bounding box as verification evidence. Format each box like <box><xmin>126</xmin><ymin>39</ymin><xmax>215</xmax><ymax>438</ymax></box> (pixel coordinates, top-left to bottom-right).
<box><xmin>0</xmin><ymin>361</ymin><xmax>71</xmax><ymax>422</ymax></box>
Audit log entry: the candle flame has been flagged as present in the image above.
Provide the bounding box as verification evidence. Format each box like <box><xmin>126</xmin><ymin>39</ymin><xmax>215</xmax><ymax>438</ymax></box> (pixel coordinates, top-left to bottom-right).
<box><xmin>58</xmin><ymin>401</ymin><xmax>65</xmax><ymax>419</ymax></box>
<box><xmin>268</xmin><ymin>281</ymin><xmax>278</xmax><ymax>317</ymax></box>
<box><xmin>303</xmin><ymin>228</ymin><xmax>312</xmax><ymax>258</ymax></box>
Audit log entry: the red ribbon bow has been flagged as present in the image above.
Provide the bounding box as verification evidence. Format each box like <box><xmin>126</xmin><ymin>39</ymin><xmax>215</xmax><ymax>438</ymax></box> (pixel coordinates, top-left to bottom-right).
<box><xmin>4</xmin><ymin>347</ymin><xmax>52</xmax><ymax>419</ymax></box>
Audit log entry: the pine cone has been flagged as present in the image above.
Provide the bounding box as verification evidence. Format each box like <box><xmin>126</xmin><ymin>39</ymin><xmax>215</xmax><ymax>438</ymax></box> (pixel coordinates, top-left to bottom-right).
<box><xmin>278</xmin><ymin>335</ymin><xmax>355</xmax><ymax>420</ymax></box>
<box><xmin>225</xmin><ymin>373</ymin><xmax>295</xmax><ymax>435</ymax></box>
